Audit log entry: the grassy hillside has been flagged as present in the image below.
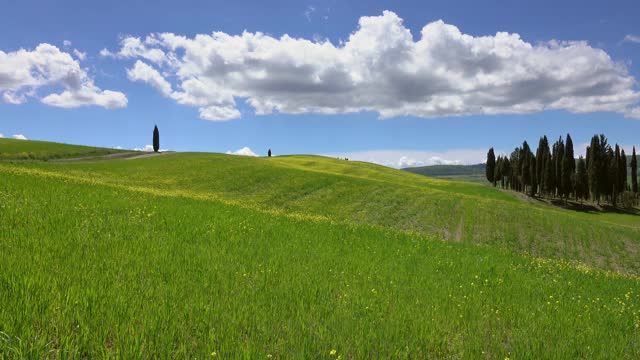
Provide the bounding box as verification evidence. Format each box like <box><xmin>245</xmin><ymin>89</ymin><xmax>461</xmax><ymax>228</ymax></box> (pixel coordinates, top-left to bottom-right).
<box><xmin>0</xmin><ymin>138</ymin><xmax>128</xmax><ymax>160</ymax></box>
<box><xmin>1</xmin><ymin>141</ymin><xmax>640</xmax><ymax>357</ymax></box>
<box><xmin>9</xmin><ymin>152</ymin><xmax>639</xmax><ymax>274</ymax></box>
<box><xmin>2</xmin><ymin>159</ymin><xmax>640</xmax><ymax>358</ymax></box>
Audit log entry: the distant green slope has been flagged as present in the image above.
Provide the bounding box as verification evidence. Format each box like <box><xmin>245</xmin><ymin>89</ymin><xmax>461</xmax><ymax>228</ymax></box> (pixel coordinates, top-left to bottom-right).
<box><xmin>403</xmin><ymin>163</ymin><xmax>487</xmax><ymax>183</ymax></box>
<box><xmin>5</xmin><ymin>150</ymin><xmax>639</xmax><ymax>275</ymax></box>
<box><xmin>0</xmin><ymin>138</ymin><xmax>128</xmax><ymax>160</ymax></box>
<box><xmin>404</xmin><ymin>163</ymin><xmax>486</xmax><ymax>177</ymax></box>
<box><xmin>405</xmin><ymin>158</ymin><xmax>639</xmax><ymax>185</ymax></box>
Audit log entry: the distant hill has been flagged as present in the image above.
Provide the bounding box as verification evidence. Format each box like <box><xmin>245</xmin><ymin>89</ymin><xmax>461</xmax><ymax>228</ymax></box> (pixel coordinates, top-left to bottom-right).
<box><xmin>404</xmin><ymin>157</ymin><xmax>638</xmax><ymax>185</ymax></box>
<box><xmin>402</xmin><ymin>163</ymin><xmax>487</xmax><ymax>183</ymax></box>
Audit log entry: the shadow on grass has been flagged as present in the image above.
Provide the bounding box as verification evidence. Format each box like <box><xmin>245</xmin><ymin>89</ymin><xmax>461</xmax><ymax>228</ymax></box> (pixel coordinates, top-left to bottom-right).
<box><xmin>544</xmin><ymin>198</ymin><xmax>640</xmax><ymax>216</ymax></box>
<box><xmin>500</xmin><ymin>188</ymin><xmax>640</xmax><ymax>216</ymax></box>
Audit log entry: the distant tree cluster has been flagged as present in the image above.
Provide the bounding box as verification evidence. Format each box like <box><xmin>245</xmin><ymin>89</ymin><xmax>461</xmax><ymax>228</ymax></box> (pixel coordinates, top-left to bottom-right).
<box><xmin>487</xmin><ymin>134</ymin><xmax>638</xmax><ymax>207</ymax></box>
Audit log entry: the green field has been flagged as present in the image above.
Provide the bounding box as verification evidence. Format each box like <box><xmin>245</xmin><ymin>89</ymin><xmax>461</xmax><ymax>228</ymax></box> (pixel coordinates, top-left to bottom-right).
<box><xmin>1</xmin><ymin>140</ymin><xmax>639</xmax><ymax>358</ymax></box>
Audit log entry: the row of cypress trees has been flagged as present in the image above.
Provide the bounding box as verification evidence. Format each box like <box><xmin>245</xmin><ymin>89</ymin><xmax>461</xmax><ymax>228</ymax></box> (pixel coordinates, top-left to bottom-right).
<box><xmin>486</xmin><ymin>134</ymin><xmax>639</xmax><ymax>207</ymax></box>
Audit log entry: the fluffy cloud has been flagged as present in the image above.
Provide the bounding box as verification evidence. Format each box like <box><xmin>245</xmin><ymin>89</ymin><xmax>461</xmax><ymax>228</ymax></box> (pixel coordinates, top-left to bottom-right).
<box><xmin>106</xmin><ymin>11</ymin><xmax>640</xmax><ymax>121</ymax></box>
<box><xmin>226</xmin><ymin>147</ymin><xmax>258</xmax><ymax>157</ymax></box>
<box><xmin>326</xmin><ymin>149</ymin><xmax>488</xmax><ymax>168</ymax></box>
<box><xmin>0</xmin><ymin>43</ymin><xmax>127</xmax><ymax>109</ymax></box>
<box><xmin>12</xmin><ymin>134</ymin><xmax>27</xmax><ymax>140</ymax></box>
<box><xmin>127</xmin><ymin>60</ymin><xmax>173</xmax><ymax>96</ymax></box>
<box><xmin>100</xmin><ymin>36</ymin><xmax>170</xmax><ymax>64</ymax></box>
<box><xmin>0</xmin><ymin>133</ymin><xmax>4</xmax><ymax>138</ymax></box>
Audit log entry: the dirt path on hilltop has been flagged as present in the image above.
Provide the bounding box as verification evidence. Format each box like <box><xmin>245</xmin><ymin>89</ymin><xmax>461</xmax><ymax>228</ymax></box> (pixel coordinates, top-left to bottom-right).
<box><xmin>124</xmin><ymin>152</ymin><xmax>174</xmax><ymax>160</ymax></box>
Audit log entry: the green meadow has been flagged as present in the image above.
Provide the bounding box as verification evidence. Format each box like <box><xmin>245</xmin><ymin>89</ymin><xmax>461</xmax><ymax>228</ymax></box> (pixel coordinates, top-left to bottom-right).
<box><xmin>0</xmin><ymin>138</ymin><xmax>128</xmax><ymax>160</ymax></box>
<box><xmin>1</xmin><ymin>139</ymin><xmax>639</xmax><ymax>358</ymax></box>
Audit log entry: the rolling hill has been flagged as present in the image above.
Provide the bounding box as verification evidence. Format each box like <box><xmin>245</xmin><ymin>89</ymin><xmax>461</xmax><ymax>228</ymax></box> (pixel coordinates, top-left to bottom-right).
<box><xmin>1</xmin><ymin>139</ymin><xmax>639</xmax><ymax>357</ymax></box>
<box><xmin>0</xmin><ymin>138</ymin><xmax>129</xmax><ymax>160</ymax></box>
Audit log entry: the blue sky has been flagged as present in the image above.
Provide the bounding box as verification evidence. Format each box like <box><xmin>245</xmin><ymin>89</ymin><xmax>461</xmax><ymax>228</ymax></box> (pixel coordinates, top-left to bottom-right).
<box><xmin>1</xmin><ymin>0</ymin><xmax>639</xmax><ymax>167</ymax></box>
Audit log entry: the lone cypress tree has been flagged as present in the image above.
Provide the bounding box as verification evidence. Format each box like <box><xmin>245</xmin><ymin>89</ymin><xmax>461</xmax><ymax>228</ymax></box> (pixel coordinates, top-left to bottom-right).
<box><xmin>268</xmin><ymin>149</ymin><xmax>272</xmax><ymax>157</ymax></box>
<box><xmin>632</xmin><ymin>146</ymin><xmax>638</xmax><ymax>193</ymax></box>
<box><xmin>486</xmin><ymin>148</ymin><xmax>496</xmax><ymax>185</ymax></box>
<box><xmin>153</xmin><ymin>125</ymin><xmax>160</xmax><ymax>153</ymax></box>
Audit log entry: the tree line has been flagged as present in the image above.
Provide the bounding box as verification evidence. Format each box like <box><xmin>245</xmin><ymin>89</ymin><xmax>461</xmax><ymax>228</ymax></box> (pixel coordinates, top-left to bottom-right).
<box><xmin>486</xmin><ymin>134</ymin><xmax>638</xmax><ymax>208</ymax></box>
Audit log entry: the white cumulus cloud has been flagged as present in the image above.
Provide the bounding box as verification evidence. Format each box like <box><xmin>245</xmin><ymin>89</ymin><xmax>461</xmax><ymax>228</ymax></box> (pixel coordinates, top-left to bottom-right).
<box><xmin>100</xmin><ymin>36</ymin><xmax>170</xmax><ymax>64</ymax></box>
<box><xmin>105</xmin><ymin>11</ymin><xmax>640</xmax><ymax>121</ymax></box>
<box><xmin>0</xmin><ymin>133</ymin><xmax>4</xmax><ymax>138</ymax></box>
<box><xmin>0</xmin><ymin>43</ymin><xmax>127</xmax><ymax>109</ymax></box>
<box><xmin>12</xmin><ymin>134</ymin><xmax>27</xmax><ymax>140</ymax></box>
<box><xmin>226</xmin><ymin>147</ymin><xmax>258</xmax><ymax>157</ymax></box>
<box><xmin>127</xmin><ymin>60</ymin><xmax>173</xmax><ymax>96</ymax></box>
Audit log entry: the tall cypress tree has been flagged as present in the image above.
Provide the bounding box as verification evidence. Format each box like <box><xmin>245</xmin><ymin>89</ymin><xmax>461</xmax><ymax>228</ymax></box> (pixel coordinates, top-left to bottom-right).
<box><xmin>536</xmin><ymin>136</ymin><xmax>549</xmax><ymax>195</ymax></box>
<box><xmin>587</xmin><ymin>135</ymin><xmax>600</xmax><ymax>203</ymax></box>
<box><xmin>502</xmin><ymin>157</ymin><xmax>511</xmax><ymax>189</ymax></box>
<box><xmin>521</xmin><ymin>141</ymin><xmax>532</xmax><ymax>194</ymax></box>
<box><xmin>598</xmin><ymin>135</ymin><xmax>610</xmax><ymax>201</ymax></box>
<box><xmin>543</xmin><ymin>151</ymin><xmax>554</xmax><ymax>196</ymax></box>
<box><xmin>610</xmin><ymin>145</ymin><xmax>620</xmax><ymax>207</ymax></box>
<box><xmin>551</xmin><ymin>137</ymin><xmax>564</xmax><ymax>198</ymax></box>
<box><xmin>632</xmin><ymin>146</ymin><xmax>638</xmax><ymax>193</ymax></box>
<box><xmin>494</xmin><ymin>156</ymin><xmax>503</xmax><ymax>187</ymax></box>
<box><xmin>153</xmin><ymin>125</ymin><xmax>160</xmax><ymax>153</ymax></box>
<box><xmin>530</xmin><ymin>153</ymin><xmax>537</xmax><ymax>197</ymax></box>
<box><xmin>576</xmin><ymin>156</ymin><xmax>588</xmax><ymax>202</ymax></box>
<box><xmin>620</xmin><ymin>149</ymin><xmax>627</xmax><ymax>192</ymax></box>
<box><xmin>510</xmin><ymin>148</ymin><xmax>521</xmax><ymax>191</ymax></box>
<box><xmin>486</xmin><ymin>148</ymin><xmax>496</xmax><ymax>185</ymax></box>
<box><xmin>562</xmin><ymin>134</ymin><xmax>575</xmax><ymax>199</ymax></box>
